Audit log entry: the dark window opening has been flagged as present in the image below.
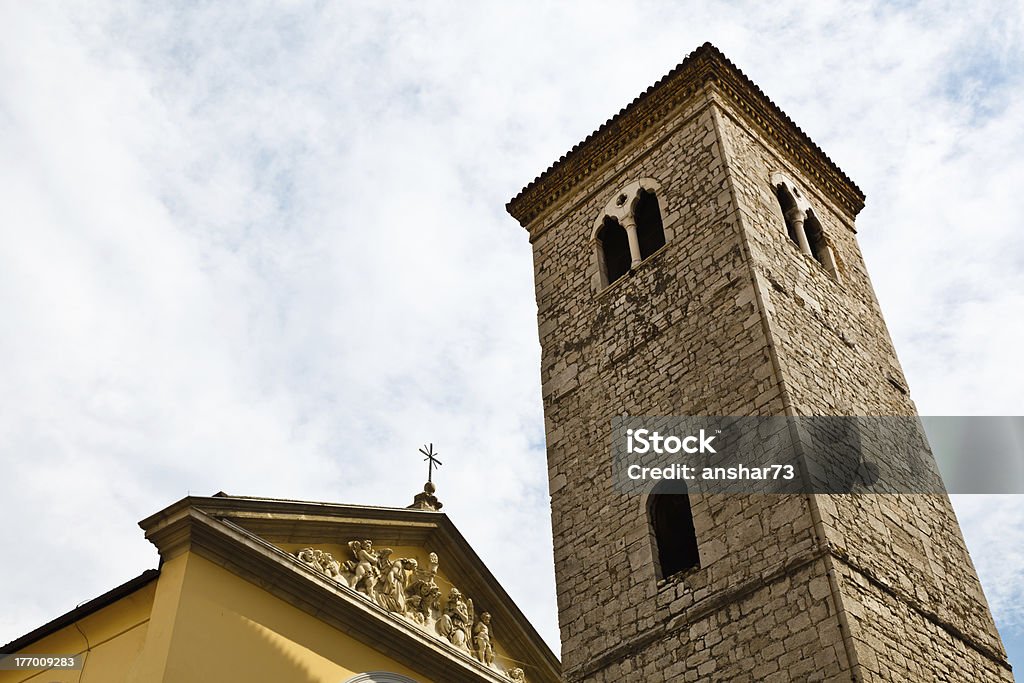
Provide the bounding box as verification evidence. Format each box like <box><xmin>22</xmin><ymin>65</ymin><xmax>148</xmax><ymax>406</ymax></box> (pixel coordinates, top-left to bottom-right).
<box><xmin>635</xmin><ymin>189</ymin><xmax>666</xmax><ymax>260</ymax></box>
<box><xmin>775</xmin><ymin>184</ymin><xmax>800</xmax><ymax>247</ymax></box>
<box><xmin>598</xmin><ymin>217</ymin><xmax>631</xmax><ymax>286</ymax></box>
<box><xmin>649</xmin><ymin>491</ymin><xmax>700</xmax><ymax>579</ymax></box>
<box><xmin>804</xmin><ymin>210</ymin><xmax>828</xmax><ymax>266</ymax></box>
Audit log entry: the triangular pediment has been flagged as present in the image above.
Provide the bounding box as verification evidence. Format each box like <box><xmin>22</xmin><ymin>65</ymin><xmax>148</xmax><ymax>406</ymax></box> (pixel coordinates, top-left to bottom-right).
<box><xmin>139</xmin><ymin>494</ymin><xmax>558</xmax><ymax>683</ymax></box>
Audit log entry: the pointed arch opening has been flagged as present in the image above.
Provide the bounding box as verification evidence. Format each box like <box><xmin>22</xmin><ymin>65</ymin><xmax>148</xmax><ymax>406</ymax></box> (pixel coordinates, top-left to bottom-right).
<box><xmin>634</xmin><ymin>188</ymin><xmax>666</xmax><ymax>259</ymax></box>
<box><xmin>597</xmin><ymin>216</ymin><xmax>631</xmax><ymax>286</ymax></box>
<box><xmin>803</xmin><ymin>210</ymin><xmax>827</xmax><ymax>264</ymax></box>
<box><xmin>775</xmin><ymin>183</ymin><xmax>801</xmax><ymax>248</ymax></box>
<box><xmin>648</xmin><ymin>483</ymin><xmax>700</xmax><ymax>580</ymax></box>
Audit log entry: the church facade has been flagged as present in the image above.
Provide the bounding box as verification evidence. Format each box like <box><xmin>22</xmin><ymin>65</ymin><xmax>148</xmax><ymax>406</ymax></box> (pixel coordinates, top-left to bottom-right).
<box><xmin>0</xmin><ymin>492</ymin><xmax>560</xmax><ymax>683</ymax></box>
<box><xmin>506</xmin><ymin>43</ymin><xmax>1014</xmax><ymax>681</ymax></box>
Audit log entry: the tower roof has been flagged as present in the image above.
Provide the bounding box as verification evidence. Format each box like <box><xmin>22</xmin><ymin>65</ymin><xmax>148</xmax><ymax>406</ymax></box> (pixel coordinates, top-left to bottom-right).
<box><xmin>506</xmin><ymin>42</ymin><xmax>865</xmax><ymax>227</ymax></box>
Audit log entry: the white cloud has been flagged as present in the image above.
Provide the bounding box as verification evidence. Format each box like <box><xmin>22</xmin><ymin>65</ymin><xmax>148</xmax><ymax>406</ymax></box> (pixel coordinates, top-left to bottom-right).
<box><xmin>952</xmin><ymin>495</ymin><xmax>1024</xmax><ymax>633</ymax></box>
<box><xmin>0</xmin><ymin>0</ymin><xmax>1021</xmax><ymax>667</ymax></box>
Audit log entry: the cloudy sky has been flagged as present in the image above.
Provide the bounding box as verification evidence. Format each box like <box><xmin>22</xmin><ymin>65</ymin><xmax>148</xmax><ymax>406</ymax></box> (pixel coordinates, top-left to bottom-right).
<box><xmin>1</xmin><ymin>0</ymin><xmax>1022</xmax><ymax>672</ymax></box>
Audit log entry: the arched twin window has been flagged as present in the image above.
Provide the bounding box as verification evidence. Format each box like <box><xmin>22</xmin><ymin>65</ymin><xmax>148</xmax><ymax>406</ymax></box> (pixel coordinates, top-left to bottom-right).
<box><xmin>773</xmin><ymin>174</ymin><xmax>839</xmax><ymax>280</ymax></box>
<box><xmin>593</xmin><ymin>179</ymin><xmax>668</xmax><ymax>288</ymax></box>
<box><xmin>648</xmin><ymin>482</ymin><xmax>700</xmax><ymax>580</ymax></box>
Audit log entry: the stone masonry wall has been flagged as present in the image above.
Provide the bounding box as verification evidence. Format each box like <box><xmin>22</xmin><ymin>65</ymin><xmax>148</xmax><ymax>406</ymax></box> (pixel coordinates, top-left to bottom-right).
<box><xmin>522</xmin><ymin>75</ymin><xmax>1013</xmax><ymax>681</ymax></box>
<box><xmin>711</xmin><ymin>95</ymin><xmax>1012</xmax><ymax>681</ymax></box>
<box><xmin>527</xmin><ymin>89</ymin><xmax>856</xmax><ymax>682</ymax></box>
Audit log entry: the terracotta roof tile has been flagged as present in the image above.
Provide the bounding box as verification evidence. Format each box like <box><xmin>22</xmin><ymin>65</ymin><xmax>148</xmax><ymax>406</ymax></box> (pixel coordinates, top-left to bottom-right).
<box><xmin>507</xmin><ymin>42</ymin><xmax>864</xmax><ymax>226</ymax></box>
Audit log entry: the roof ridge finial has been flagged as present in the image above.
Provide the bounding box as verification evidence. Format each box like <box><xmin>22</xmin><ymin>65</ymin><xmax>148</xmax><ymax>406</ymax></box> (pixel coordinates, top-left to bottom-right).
<box><xmin>408</xmin><ymin>443</ymin><xmax>443</xmax><ymax>511</ymax></box>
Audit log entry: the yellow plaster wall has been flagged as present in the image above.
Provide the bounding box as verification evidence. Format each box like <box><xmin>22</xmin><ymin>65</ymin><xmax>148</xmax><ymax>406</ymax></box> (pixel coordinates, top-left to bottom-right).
<box><xmin>158</xmin><ymin>552</ymin><xmax>438</xmax><ymax>683</ymax></box>
<box><xmin>3</xmin><ymin>543</ymin><xmax>513</xmax><ymax>683</ymax></box>
<box><xmin>0</xmin><ymin>580</ymin><xmax>155</xmax><ymax>683</ymax></box>
<box><xmin>126</xmin><ymin>552</ymin><xmax>190</xmax><ymax>683</ymax></box>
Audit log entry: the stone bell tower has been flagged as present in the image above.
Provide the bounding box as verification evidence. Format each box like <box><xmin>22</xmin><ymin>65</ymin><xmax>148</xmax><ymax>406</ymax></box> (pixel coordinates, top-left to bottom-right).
<box><xmin>506</xmin><ymin>44</ymin><xmax>1013</xmax><ymax>682</ymax></box>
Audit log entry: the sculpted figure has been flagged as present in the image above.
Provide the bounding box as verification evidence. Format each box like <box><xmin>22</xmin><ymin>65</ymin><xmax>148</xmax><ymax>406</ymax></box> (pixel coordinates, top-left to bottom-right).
<box><xmin>472</xmin><ymin>612</ymin><xmax>495</xmax><ymax>665</ymax></box>
<box><xmin>406</xmin><ymin>581</ymin><xmax>441</xmax><ymax>624</ymax></box>
<box><xmin>507</xmin><ymin>668</ymin><xmax>526</xmax><ymax>682</ymax></box>
<box><xmin>296</xmin><ymin>547</ymin><xmax>340</xmax><ymax>578</ymax></box>
<box><xmin>377</xmin><ymin>556</ymin><xmax>417</xmax><ymax>613</ymax></box>
<box><xmin>319</xmin><ymin>550</ymin><xmax>342</xmax><ymax>580</ymax></box>
<box><xmin>436</xmin><ymin>587</ymin><xmax>473</xmax><ymax>649</ymax></box>
<box><xmin>423</xmin><ymin>552</ymin><xmax>439</xmax><ymax>577</ymax></box>
<box><xmin>376</xmin><ymin>547</ymin><xmax>394</xmax><ymax>574</ymax></box>
<box><xmin>296</xmin><ymin>547</ymin><xmax>319</xmax><ymax>570</ymax></box>
<box><xmin>405</xmin><ymin>552</ymin><xmax>441</xmax><ymax>624</ymax></box>
<box><xmin>344</xmin><ymin>540</ymin><xmax>383</xmax><ymax>599</ymax></box>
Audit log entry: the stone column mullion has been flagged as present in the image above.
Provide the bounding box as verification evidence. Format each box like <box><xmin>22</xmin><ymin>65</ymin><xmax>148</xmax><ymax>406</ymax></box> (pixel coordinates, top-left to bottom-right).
<box><xmin>621</xmin><ymin>214</ymin><xmax>642</xmax><ymax>267</ymax></box>
<box><xmin>787</xmin><ymin>208</ymin><xmax>812</xmax><ymax>257</ymax></box>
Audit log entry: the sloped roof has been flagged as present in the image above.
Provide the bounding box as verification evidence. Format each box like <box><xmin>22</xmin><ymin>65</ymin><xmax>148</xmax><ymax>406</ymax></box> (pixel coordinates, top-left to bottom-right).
<box><xmin>506</xmin><ymin>42</ymin><xmax>865</xmax><ymax>227</ymax></box>
<box><xmin>0</xmin><ymin>570</ymin><xmax>160</xmax><ymax>654</ymax></box>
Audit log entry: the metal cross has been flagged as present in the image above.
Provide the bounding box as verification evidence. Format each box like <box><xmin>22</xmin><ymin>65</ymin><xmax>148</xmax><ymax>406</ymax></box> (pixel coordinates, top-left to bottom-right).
<box><xmin>419</xmin><ymin>443</ymin><xmax>442</xmax><ymax>483</ymax></box>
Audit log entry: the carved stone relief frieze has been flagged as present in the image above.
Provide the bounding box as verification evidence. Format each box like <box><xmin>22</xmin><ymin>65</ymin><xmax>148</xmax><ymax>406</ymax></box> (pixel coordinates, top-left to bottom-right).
<box><xmin>295</xmin><ymin>543</ymin><xmax>526</xmax><ymax>682</ymax></box>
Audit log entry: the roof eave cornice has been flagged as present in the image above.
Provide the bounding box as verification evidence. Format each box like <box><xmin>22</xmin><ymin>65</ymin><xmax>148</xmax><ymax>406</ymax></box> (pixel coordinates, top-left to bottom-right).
<box><xmin>506</xmin><ymin>42</ymin><xmax>865</xmax><ymax>229</ymax></box>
